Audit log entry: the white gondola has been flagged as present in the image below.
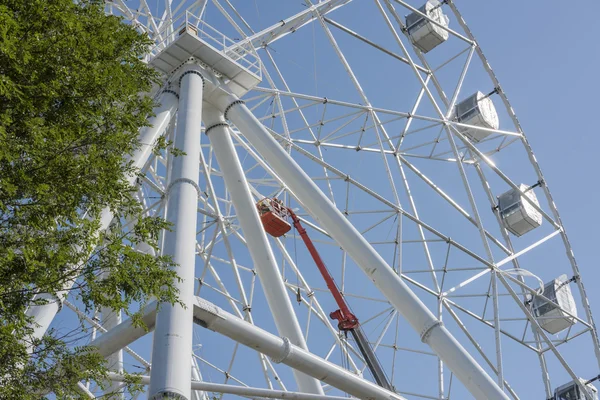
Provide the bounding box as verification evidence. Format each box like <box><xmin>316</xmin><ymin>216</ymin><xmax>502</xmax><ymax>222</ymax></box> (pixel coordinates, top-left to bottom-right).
<box><xmin>454</xmin><ymin>91</ymin><xmax>500</xmax><ymax>142</ymax></box>
<box><xmin>405</xmin><ymin>0</ymin><xmax>450</xmax><ymax>53</ymax></box>
<box><xmin>497</xmin><ymin>184</ymin><xmax>542</xmax><ymax>237</ymax></box>
<box><xmin>532</xmin><ymin>274</ymin><xmax>577</xmax><ymax>334</ymax></box>
<box><xmin>554</xmin><ymin>378</ymin><xmax>598</xmax><ymax>400</ymax></box>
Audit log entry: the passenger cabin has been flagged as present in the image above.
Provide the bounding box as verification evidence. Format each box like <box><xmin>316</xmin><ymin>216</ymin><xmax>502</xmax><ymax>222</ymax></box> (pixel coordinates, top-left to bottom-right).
<box><xmin>554</xmin><ymin>378</ymin><xmax>598</xmax><ymax>400</ymax></box>
<box><xmin>532</xmin><ymin>274</ymin><xmax>577</xmax><ymax>334</ymax></box>
<box><xmin>454</xmin><ymin>91</ymin><xmax>500</xmax><ymax>142</ymax></box>
<box><xmin>256</xmin><ymin>198</ymin><xmax>292</xmax><ymax>237</ymax></box>
<box><xmin>497</xmin><ymin>184</ymin><xmax>542</xmax><ymax>237</ymax></box>
<box><xmin>405</xmin><ymin>0</ymin><xmax>450</xmax><ymax>53</ymax></box>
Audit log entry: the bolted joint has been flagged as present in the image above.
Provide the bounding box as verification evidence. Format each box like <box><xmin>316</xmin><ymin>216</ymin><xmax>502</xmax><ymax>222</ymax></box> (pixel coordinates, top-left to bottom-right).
<box><xmin>270</xmin><ymin>337</ymin><xmax>292</xmax><ymax>364</ymax></box>
<box><xmin>150</xmin><ymin>391</ymin><xmax>188</xmax><ymax>400</ymax></box>
<box><xmin>223</xmin><ymin>99</ymin><xmax>246</xmax><ymax>120</ymax></box>
<box><xmin>528</xmin><ymin>179</ymin><xmax>545</xmax><ymax>190</ymax></box>
<box><xmin>204</xmin><ymin>122</ymin><xmax>229</xmax><ymax>135</ymax></box>
<box><xmin>161</xmin><ymin>89</ymin><xmax>179</xmax><ymax>99</ymax></box>
<box><xmin>420</xmin><ymin>320</ymin><xmax>443</xmax><ymax>343</ymax></box>
<box><xmin>165</xmin><ymin>177</ymin><xmax>201</xmax><ymax>198</ymax></box>
<box><xmin>51</xmin><ymin>293</ymin><xmax>64</xmax><ymax>312</ymax></box>
<box><xmin>178</xmin><ymin>69</ymin><xmax>205</xmax><ymax>88</ymax></box>
<box><xmin>33</xmin><ymin>293</ymin><xmax>64</xmax><ymax>313</ymax></box>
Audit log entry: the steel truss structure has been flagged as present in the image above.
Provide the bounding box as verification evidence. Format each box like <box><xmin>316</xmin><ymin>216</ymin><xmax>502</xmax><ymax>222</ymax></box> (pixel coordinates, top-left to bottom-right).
<box><xmin>26</xmin><ymin>1</ymin><xmax>600</xmax><ymax>399</ymax></box>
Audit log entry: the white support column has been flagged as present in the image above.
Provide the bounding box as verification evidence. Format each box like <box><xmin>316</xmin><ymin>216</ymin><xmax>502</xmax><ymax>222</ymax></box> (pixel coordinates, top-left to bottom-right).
<box><xmin>192</xmin><ymin>297</ymin><xmax>404</xmax><ymax>400</ymax></box>
<box><xmin>100</xmin><ymin>307</ymin><xmax>123</xmax><ymax>398</ymax></box>
<box><xmin>149</xmin><ymin>67</ymin><xmax>203</xmax><ymax>400</ymax></box>
<box><xmin>100</xmin><ymin>190</ymin><xmax>158</xmax><ymax>399</ymax></box>
<box><xmin>87</xmin><ymin>297</ymin><xmax>401</xmax><ymax>400</ymax></box>
<box><xmin>191</xmin><ymin>357</ymin><xmax>208</xmax><ymax>400</ymax></box>
<box><xmin>111</xmin><ymin>374</ymin><xmax>350</xmax><ymax>400</ymax></box>
<box><xmin>24</xmin><ymin>88</ymin><xmax>179</xmax><ymax>345</ymax></box>
<box><xmin>202</xmin><ymin>105</ymin><xmax>323</xmax><ymax>395</ymax></box>
<box><xmin>89</xmin><ymin>302</ymin><xmax>157</xmax><ymax>359</ymax></box>
<box><xmin>208</xmin><ymin>89</ymin><xmax>509</xmax><ymax>400</ymax></box>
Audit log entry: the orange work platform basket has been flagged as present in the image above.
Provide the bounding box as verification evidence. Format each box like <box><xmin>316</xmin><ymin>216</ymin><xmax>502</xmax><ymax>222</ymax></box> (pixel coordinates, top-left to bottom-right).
<box><xmin>256</xmin><ymin>198</ymin><xmax>292</xmax><ymax>237</ymax></box>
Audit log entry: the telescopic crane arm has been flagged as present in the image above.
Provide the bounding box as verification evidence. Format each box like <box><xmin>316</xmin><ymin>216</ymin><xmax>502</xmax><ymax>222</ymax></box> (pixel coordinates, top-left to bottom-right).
<box><xmin>288</xmin><ymin>210</ymin><xmax>358</xmax><ymax>330</ymax></box>
<box><xmin>287</xmin><ymin>209</ymin><xmax>395</xmax><ymax>392</ymax></box>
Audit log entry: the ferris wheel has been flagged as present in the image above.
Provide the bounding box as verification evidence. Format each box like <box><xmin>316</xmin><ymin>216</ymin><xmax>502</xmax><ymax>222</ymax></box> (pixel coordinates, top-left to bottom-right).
<box><xmin>30</xmin><ymin>0</ymin><xmax>600</xmax><ymax>399</ymax></box>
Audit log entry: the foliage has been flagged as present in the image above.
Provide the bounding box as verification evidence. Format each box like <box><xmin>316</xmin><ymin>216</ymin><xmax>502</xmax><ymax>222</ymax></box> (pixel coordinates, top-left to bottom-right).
<box><xmin>0</xmin><ymin>0</ymin><xmax>178</xmax><ymax>397</ymax></box>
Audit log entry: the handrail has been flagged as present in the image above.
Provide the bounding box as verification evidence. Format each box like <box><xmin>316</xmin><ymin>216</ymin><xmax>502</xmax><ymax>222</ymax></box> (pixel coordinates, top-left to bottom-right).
<box><xmin>147</xmin><ymin>11</ymin><xmax>261</xmax><ymax>79</ymax></box>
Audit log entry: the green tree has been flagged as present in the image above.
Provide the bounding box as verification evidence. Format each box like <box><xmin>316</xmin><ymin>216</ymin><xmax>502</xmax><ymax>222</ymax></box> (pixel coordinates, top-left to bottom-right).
<box><xmin>0</xmin><ymin>0</ymin><xmax>178</xmax><ymax>397</ymax></box>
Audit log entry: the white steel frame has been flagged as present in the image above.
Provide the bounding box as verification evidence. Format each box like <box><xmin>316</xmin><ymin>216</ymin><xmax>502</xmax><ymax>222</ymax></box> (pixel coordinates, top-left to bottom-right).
<box><xmin>26</xmin><ymin>1</ymin><xmax>600</xmax><ymax>399</ymax></box>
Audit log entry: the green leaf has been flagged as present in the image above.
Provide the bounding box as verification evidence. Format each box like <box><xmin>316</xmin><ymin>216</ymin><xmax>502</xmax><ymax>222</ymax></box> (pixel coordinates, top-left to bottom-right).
<box><xmin>0</xmin><ymin>0</ymin><xmax>176</xmax><ymax>397</ymax></box>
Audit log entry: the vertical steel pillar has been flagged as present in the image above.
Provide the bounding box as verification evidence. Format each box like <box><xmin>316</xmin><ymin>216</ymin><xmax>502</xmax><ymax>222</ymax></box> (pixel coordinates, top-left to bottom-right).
<box><xmin>148</xmin><ymin>67</ymin><xmax>203</xmax><ymax>400</ymax></box>
<box><xmin>100</xmin><ymin>308</ymin><xmax>123</xmax><ymax>398</ymax></box>
<box><xmin>191</xmin><ymin>357</ymin><xmax>208</xmax><ymax>400</ymax></box>
<box><xmin>24</xmin><ymin>88</ymin><xmax>179</xmax><ymax>345</ymax></box>
<box><xmin>208</xmin><ymin>89</ymin><xmax>508</xmax><ymax>400</ymax></box>
<box><xmin>202</xmin><ymin>105</ymin><xmax>323</xmax><ymax>394</ymax></box>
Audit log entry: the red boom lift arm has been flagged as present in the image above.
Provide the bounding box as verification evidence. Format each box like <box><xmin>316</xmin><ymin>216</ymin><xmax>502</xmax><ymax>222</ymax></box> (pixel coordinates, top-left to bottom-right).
<box><xmin>287</xmin><ymin>209</ymin><xmax>394</xmax><ymax>392</ymax></box>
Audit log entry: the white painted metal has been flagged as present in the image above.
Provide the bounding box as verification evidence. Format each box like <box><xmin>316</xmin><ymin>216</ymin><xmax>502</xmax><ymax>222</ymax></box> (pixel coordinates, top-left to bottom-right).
<box><xmin>24</xmin><ymin>88</ymin><xmax>179</xmax><ymax>344</ymax></box>
<box><xmin>452</xmin><ymin>0</ymin><xmax>600</xmax><ymax>371</ymax></box>
<box><xmin>190</xmin><ymin>357</ymin><xmax>207</xmax><ymax>400</ymax></box>
<box><xmin>149</xmin><ymin>66</ymin><xmax>203</xmax><ymax>400</ymax></box>
<box><xmin>222</xmin><ymin>0</ymin><xmax>351</xmax><ymax>53</ymax></box>
<box><xmin>127</xmin><ymin>88</ymin><xmax>181</xmax><ymax>184</ymax></box>
<box><xmin>498</xmin><ymin>184</ymin><xmax>543</xmax><ymax>237</ymax></box>
<box><xmin>89</xmin><ymin>302</ymin><xmax>157</xmax><ymax>359</ymax></box>
<box><xmin>24</xmin><ymin>292</ymin><xmax>64</xmax><ymax>346</ymax></box>
<box><xmin>366</xmin><ymin>6</ymin><xmax>588</xmax><ymax>395</ymax></box>
<box><xmin>149</xmin><ymin>13</ymin><xmax>261</xmax><ymax>97</ymax></box>
<box><xmin>207</xmin><ymin>88</ymin><xmax>509</xmax><ymax>400</ymax></box>
<box><xmin>191</xmin><ymin>296</ymin><xmax>406</xmax><ymax>400</ymax></box>
<box><xmin>99</xmin><ymin>307</ymin><xmax>123</xmax><ymax>398</ymax></box>
<box><xmin>89</xmin><ymin>297</ymin><xmax>404</xmax><ymax>400</ymax></box>
<box><xmin>108</xmin><ymin>374</ymin><xmax>353</xmax><ymax>400</ymax></box>
<box><xmin>454</xmin><ymin>91</ymin><xmax>500</xmax><ymax>143</ymax></box>
<box><xmin>202</xmin><ymin>104</ymin><xmax>323</xmax><ymax>394</ymax></box>
<box><xmin>533</xmin><ymin>275</ymin><xmax>578</xmax><ymax>334</ymax></box>
<box><xmin>406</xmin><ymin>0</ymin><xmax>449</xmax><ymax>53</ymax></box>
<box><xmin>554</xmin><ymin>378</ymin><xmax>599</xmax><ymax>400</ymax></box>
<box><xmin>473</xmin><ymin>161</ymin><xmax>554</xmax><ymax>397</ymax></box>
<box><xmin>36</xmin><ymin>2</ymin><xmax>600</xmax><ymax>398</ymax></box>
